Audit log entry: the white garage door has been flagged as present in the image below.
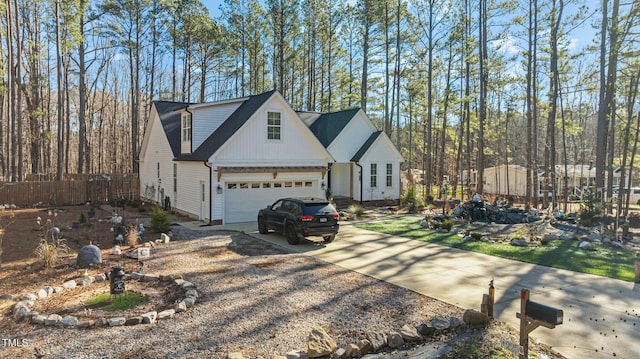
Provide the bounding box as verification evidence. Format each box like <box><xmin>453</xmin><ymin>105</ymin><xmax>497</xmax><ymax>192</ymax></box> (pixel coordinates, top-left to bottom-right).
<box><xmin>224</xmin><ymin>180</ymin><xmax>318</xmax><ymax>223</ymax></box>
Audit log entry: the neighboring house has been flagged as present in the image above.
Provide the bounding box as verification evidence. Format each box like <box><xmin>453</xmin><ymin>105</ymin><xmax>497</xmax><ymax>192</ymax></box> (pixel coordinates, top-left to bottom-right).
<box><xmin>139</xmin><ymin>90</ymin><xmax>404</xmax><ymax>224</ymax></box>
<box><xmin>483</xmin><ymin>164</ymin><xmax>621</xmax><ymax>199</ymax></box>
<box><xmin>483</xmin><ymin>165</ymin><xmax>530</xmax><ymax>197</ymax></box>
<box><xmin>301</xmin><ymin>109</ymin><xmax>404</xmax><ymax>203</ymax></box>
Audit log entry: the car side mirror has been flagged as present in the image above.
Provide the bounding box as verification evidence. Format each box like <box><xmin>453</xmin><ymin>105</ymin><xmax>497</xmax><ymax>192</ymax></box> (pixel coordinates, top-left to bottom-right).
<box><xmin>266</xmin><ymin>205</ymin><xmax>272</xmax><ymax>209</ymax></box>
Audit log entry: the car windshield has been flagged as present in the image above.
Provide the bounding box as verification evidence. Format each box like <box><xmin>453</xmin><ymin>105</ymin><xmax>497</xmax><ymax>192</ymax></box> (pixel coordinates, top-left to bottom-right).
<box><xmin>303</xmin><ymin>203</ymin><xmax>334</xmax><ymax>215</ymax></box>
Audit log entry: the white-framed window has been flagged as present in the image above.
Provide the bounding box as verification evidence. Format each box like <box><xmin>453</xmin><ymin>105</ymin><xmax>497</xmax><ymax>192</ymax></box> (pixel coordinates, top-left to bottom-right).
<box><xmin>370</xmin><ymin>163</ymin><xmax>377</xmax><ymax>188</ymax></box>
<box><xmin>182</xmin><ymin>113</ymin><xmax>192</xmax><ymax>141</ymax></box>
<box><xmin>267</xmin><ymin>112</ymin><xmax>281</xmax><ymax>140</ymax></box>
<box><xmin>173</xmin><ymin>163</ymin><xmax>177</xmax><ymax>192</ymax></box>
<box><xmin>386</xmin><ymin>163</ymin><xmax>393</xmax><ymax>187</ymax></box>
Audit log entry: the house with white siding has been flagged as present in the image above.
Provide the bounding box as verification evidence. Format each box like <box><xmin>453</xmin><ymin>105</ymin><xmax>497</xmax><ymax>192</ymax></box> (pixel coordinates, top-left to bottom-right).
<box><xmin>139</xmin><ymin>90</ymin><xmax>404</xmax><ymax>224</ymax></box>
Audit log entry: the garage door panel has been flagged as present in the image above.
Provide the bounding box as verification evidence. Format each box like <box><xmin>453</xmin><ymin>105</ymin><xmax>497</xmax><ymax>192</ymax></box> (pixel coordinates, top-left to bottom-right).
<box><xmin>224</xmin><ymin>180</ymin><xmax>317</xmax><ymax>223</ymax></box>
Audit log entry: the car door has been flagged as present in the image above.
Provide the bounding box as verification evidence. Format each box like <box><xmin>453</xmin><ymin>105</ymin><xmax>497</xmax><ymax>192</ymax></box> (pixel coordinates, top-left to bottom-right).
<box><xmin>266</xmin><ymin>199</ymin><xmax>286</xmax><ymax>232</ymax></box>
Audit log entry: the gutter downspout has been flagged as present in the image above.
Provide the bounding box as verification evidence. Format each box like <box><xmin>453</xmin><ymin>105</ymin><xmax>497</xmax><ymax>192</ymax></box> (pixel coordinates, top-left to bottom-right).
<box><xmin>355</xmin><ymin>162</ymin><xmax>363</xmax><ymax>205</ymax></box>
<box><xmin>203</xmin><ymin>161</ymin><xmax>213</xmax><ymax>226</ymax></box>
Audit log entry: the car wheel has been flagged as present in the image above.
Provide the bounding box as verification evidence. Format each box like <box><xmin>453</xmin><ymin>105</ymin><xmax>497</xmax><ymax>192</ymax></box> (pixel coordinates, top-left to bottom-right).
<box><xmin>286</xmin><ymin>224</ymin><xmax>300</xmax><ymax>245</ymax></box>
<box><xmin>322</xmin><ymin>234</ymin><xmax>335</xmax><ymax>243</ymax></box>
<box><xmin>258</xmin><ymin>217</ymin><xmax>268</xmax><ymax>234</ymax></box>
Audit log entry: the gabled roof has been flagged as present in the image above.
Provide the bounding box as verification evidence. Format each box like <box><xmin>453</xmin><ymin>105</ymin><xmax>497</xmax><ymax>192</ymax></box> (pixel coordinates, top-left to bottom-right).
<box><xmin>173</xmin><ymin>90</ymin><xmax>277</xmax><ymax>161</ymax></box>
<box><xmin>308</xmin><ymin>108</ymin><xmax>360</xmax><ymax>147</ymax></box>
<box><xmin>351</xmin><ymin>131</ymin><xmax>383</xmax><ymax>162</ymax></box>
<box><xmin>153</xmin><ymin>101</ymin><xmax>191</xmax><ymax>157</ymax></box>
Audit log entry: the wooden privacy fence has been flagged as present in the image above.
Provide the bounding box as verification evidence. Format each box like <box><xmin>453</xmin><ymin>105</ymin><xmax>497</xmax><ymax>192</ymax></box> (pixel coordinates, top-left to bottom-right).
<box><xmin>0</xmin><ymin>174</ymin><xmax>139</xmax><ymax>207</ymax></box>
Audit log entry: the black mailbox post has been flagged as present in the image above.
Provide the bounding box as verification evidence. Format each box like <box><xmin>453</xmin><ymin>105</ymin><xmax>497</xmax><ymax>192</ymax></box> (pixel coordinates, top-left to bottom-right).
<box><xmin>516</xmin><ymin>289</ymin><xmax>563</xmax><ymax>359</ymax></box>
<box><xmin>110</xmin><ymin>265</ymin><xmax>125</xmax><ymax>295</ymax></box>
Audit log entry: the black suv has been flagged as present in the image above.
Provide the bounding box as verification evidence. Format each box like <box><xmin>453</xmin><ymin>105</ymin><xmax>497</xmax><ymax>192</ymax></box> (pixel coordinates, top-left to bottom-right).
<box><xmin>257</xmin><ymin>197</ymin><xmax>339</xmax><ymax>245</ymax></box>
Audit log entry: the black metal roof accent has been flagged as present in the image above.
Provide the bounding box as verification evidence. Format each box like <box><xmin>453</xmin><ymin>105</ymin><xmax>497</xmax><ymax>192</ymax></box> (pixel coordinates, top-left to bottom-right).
<box><xmin>351</xmin><ymin>131</ymin><xmax>383</xmax><ymax>162</ymax></box>
<box><xmin>307</xmin><ymin>108</ymin><xmax>360</xmax><ymax>147</ymax></box>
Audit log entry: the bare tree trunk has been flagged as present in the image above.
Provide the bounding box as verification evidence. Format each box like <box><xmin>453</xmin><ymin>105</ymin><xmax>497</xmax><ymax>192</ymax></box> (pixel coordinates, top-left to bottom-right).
<box><xmin>55</xmin><ymin>0</ymin><xmax>64</xmax><ymax>180</ymax></box>
<box><xmin>476</xmin><ymin>0</ymin><xmax>487</xmax><ymax>194</ymax></box>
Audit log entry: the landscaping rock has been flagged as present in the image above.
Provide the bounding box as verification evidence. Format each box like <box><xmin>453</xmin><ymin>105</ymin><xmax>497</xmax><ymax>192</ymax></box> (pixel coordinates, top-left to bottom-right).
<box><xmin>62</xmin><ymin>280</ymin><xmax>77</xmax><ymax>290</ymax></box>
<box><xmin>94</xmin><ymin>273</ymin><xmax>107</xmax><ymax>282</ymax></box>
<box><xmin>0</xmin><ymin>293</ymin><xmax>14</xmax><ymax>300</ymax></box>
<box><xmin>184</xmin><ymin>297</ymin><xmax>196</xmax><ymax>307</ymax></box>
<box><xmin>344</xmin><ymin>343</ymin><xmax>360</xmax><ymax>358</ymax></box>
<box><xmin>431</xmin><ymin>316</ymin><xmax>451</xmax><ymax>331</ymax></box>
<box><xmin>77</xmin><ymin>320</ymin><xmax>95</xmax><ymax>328</ymax></box>
<box><xmin>108</xmin><ymin>317</ymin><xmax>126</xmax><ymax>326</ymax></box>
<box><xmin>158</xmin><ymin>309</ymin><xmax>175</xmax><ymax>320</ymax></box>
<box><xmin>53</xmin><ymin>286</ymin><xmax>64</xmax><ymax>294</ymax></box>
<box><xmin>286</xmin><ymin>351</ymin><xmax>309</xmax><ymax>359</ymax></box>
<box><xmin>43</xmin><ymin>286</ymin><xmax>54</xmax><ymax>296</ymax></box>
<box><xmin>510</xmin><ymin>239</ymin><xmax>529</xmax><ymax>247</ymax></box>
<box><xmin>61</xmin><ymin>316</ymin><xmax>78</xmax><ymax>327</ymax></box>
<box><xmin>95</xmin><ymin>317</ymin><xmax>108</xmax><ymax>327</ymax></box>
<box><xmin>463</xmin><ymin>309</ymin><xmax>490</xmax><ymax>326</ymax></box>
<box><xmin>331</xmin><ymin>348</ymin><xmax>346</xmax><ymax>359</ymax></box>
<box><xmin>174</xmin><ymin>300</ymin><xmax>187</xmax><ymax>313</ymax></box>
<box><xmin>77</xmin><ymin>244</ymin><xmax>102</xmax><ymax>268</ymax></box>
<box><xmin>22</xmin><ymin>293</ymin><xmax>37</xmax><ymax>302</ymax></box>
<box><xmin>125</xmin><ymin>316</ymin><xmax>143</xmax><ymax>326</ymax></box>
<box><xmin>307</xmin><ymin>326</ymin><xmax>337</xmax><ymax>358</ymax></box>
<box><xmin>78</xmin><ymin>276</ymin><xmax>95</xmax><ymax>286</ymax></box>
<box><xmin>227</xmin><ymin>352</ymin><xmax>245</xmax><ymax>359</ymax></box>
<box><xmin>141</xmin><ymin>311</ymin><xmax>158</xmax><ymax>324</ymax></box>
<box><xmin>130</xmin><ymin>272</ymin><xmax>144</xmax><ymax>280</ymax></box>
<box><xmin>161</xmin><ymin>233</ymin><xmax>170</xmax><ymax>243</ymax></box>
<box><xmin>45</xmin><ymin>314</ymin><xmax>62</xmax><ymax>326</ymax></box>
<box><xmin>366</xmin><ymin>331</ymin><xmax>387</xmax><ymax>351</ymax></box>
<box><xmin>449</xmin><ymin>316</ymin><xmax>466</xmax><ymax>330</ymax></box>
<box><xmin>185</xmin><ymin>289</ymin><xmax>198</xmax><ymax>298</ymax></box>
<box><xmin>142</xmin><ymin>274</ymin><xmax>159</xmax><ymax>282</ymax></box>
<box><xmin>387</xmin><ymin>331</ymin><xmax>404</xmax><ymax>349</ymax></box>
<box><xmin>31</xmin><ymin>315</ymin><xmax>47</xmax><ymax>325</ymax></box>
<box><xmin>400</xmin><ymin>324</ymin><xmax>422</xmax><ymax>342</ymax></box>
<box><xmin>579</xmin><ymin>241</ymin><xmax>594</xmax><ymax>250</ymax></box>
<box><xmin>417</xmin><ymin>323</ymin><xmax>436</xmax><ymax>337</ymax></box>
<box><xmin>181</xmin><ymin>281</ymin><xmax>196</xmax><ymax>290</ymax></box>
<box><xmin>37</xmin><ymin>288</ymin><xmax>48</xmax><ymax>299</ymax></box>
<box><xmin>14</xmin><ymin>306</ymin><xmax>31</xmax><ymax>320</ymax></box>
<box><xmin>357</xmin><ymin>339</ymin><xmax>373</xmax><ymax>355</ymax></box>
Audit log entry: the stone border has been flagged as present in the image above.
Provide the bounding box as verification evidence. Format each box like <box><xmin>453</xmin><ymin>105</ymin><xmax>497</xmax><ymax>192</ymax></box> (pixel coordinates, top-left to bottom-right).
<box><xmin>10</xmin><ymin>271</ymin><xmax>198</xmax><ymax>329</ymax></box>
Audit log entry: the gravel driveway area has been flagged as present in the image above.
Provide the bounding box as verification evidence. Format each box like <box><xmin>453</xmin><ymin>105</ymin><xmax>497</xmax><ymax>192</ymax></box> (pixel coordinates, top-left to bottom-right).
<box><xmin>2</xmin><ymin>227</ymin><xmax>464</xmax><ymax>359</ymax></box>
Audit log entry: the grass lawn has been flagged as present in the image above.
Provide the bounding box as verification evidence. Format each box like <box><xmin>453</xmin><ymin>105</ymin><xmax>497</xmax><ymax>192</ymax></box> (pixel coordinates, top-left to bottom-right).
<box><xmin>356</xmin><ymin>216</ymin><xmax>640</xmax><ymax>282</ymax></box>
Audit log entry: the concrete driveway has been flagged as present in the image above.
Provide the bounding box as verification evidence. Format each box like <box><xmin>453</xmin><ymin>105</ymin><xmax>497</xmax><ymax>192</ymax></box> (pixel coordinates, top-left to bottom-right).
<box><xmin>190</xmin><ymin>220</ymin><xmax>640</xmax><ymax>359</ymax></box>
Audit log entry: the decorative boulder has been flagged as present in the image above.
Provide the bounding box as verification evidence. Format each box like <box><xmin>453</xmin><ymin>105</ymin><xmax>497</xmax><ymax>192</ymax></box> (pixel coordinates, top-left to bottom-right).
<box><xmin>463</xmin><ymin>309</ymin><xmax>490</xmax><ymax>326</ymax></box>
<box><xmin>307</xmin><ymin>327</ymin><xmax>337</xmax><ymax>358</ymax></box>
<box><xmin>77</xmin><ymin>245</ymin><xmax>102</xmax><ymax>268</ymax></box>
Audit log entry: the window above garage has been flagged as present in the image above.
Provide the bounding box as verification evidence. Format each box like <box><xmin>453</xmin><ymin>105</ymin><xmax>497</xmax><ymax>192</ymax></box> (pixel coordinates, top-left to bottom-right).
<box><xmin>267</xmin><ymin>112</ymin><xmax>281</xmax><ymax>140</ymax></box>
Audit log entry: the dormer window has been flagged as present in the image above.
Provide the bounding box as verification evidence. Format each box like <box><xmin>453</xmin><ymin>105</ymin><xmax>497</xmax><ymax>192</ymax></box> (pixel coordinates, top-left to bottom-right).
<box><xmin>182</xmin><ymin>113</ymin><xmax>192</xmax><ymax>142</ymax></box>
<box><xmin>267</xmin><ymin>112</ymin><xmax>281</xmax><ymax>140</ymax></box>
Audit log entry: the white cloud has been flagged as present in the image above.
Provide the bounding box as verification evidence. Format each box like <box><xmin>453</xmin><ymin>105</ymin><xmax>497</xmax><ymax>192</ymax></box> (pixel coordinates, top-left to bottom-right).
<box><xmin>491</xmin><ymin>35</ymin><xmax>519</xmax><ymax>56</ymax></box>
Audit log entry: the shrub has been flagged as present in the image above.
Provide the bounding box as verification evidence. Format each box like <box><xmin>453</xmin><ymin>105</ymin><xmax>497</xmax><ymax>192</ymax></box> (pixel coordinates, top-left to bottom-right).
<box><xmin>470</xmin><ymin>232</ymin><xmax>483</xmax><ymax>241</ymax></box>
<box><xmin>150</xmin><ymin>206</ymin><xmax>171</xmax><ymax>233</ymax></box>
<box><xmin>440</xmin><ymin>219</ymin><xmax>454</xmax><ymax>232</ymax></box>
<box><xmin>126</xmin><ymin>225</ymin><xmax>139</xmax><ymax>247</ymax></box>
<box><xmin>79</xmin><ymin>213</ymin><xmax>86</xmax><ymax>224</ymax></box>
<box><xmin>578</xmin><ymin>193</ymin><xmax>602</xmax><ymax>227</ymax></box>
<box><xmin>34</xmin><ymin>211</ymin><xmax>70</xmax><ymax>269</ymax></box>
<box><xmin>348</xmin><ymin>204</ymin><xmax>365</xmax><ymax>218</ymax></box>
<box><xmin>402</xmin><ymin>186</ymin><xmax>425</xmax><ymax>213</ymax></box>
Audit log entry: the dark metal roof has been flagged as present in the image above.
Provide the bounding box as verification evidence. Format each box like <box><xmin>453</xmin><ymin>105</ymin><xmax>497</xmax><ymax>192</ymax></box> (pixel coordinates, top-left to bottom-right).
<box><xmin>153</xmin><ymin>101</ymin><xmax>190</xmax><ymax>157</ymax></box>
<box><xmin>308</xmin><ymin>108</ymin><xmax>360</xmax><ymax>147</ymax></box>
<box><xmin>351</xmin><ymin>131</ymin><xmax>382</xmax><ymax>162</ymax></box>
<box><xmin>172</xmin><ymin>90</ymin><xmax>277</xmax><ymax>161</ymax></box>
